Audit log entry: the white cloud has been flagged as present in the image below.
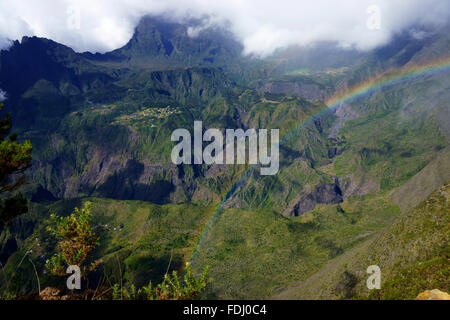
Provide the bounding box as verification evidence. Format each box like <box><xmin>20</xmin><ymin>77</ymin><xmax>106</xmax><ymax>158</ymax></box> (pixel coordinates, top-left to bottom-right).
<box><xmin>0</xmin><ymin>0</ymin><xmax>448</xmax><ymax>56</ymax></box>
<box><xmin>0</xmin><ymin>88</ymin><xmax>7</xmax><ymax>102</ymax></box>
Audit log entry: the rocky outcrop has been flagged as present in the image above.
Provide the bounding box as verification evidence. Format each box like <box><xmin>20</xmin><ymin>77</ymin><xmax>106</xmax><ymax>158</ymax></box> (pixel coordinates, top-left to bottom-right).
<box><xmin>284</xmin><ymin>182</ymin><xmax>343</xmax><ymax>216</ymax></box>
<box><xmin>416</xmin><ymin>289</ymin><xmax>450</xmax><ymax>300</ymax></box>
<box><xmin>328</xmin><ymin>147</ymin><xmax>343</xmax><ymax>158</ymax></box>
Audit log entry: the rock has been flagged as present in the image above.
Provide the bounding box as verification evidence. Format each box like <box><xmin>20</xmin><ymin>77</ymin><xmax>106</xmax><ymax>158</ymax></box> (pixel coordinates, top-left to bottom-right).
<box><xmin>328</xmin><ymin>147</ymin><xmax>342</xmax><ymax>158</ymax></box>
<box><xmin>285</xmin><ymin>182</ymin><xmax>343</xmax><ymax>216</ymax></box>
<box><xmin>38</xmin><ymin>286</ymin><xmax>89</xmax><ymax>300</ymax></box>
<box><xmin>39</xmin><ymin>287</ymin><xmax>61</xmax><ymax>300</ymax></box>
<box><xmin>416</xmin><ymin>289</ymin><xmax>450</xmax><ymax>300</ymax></box>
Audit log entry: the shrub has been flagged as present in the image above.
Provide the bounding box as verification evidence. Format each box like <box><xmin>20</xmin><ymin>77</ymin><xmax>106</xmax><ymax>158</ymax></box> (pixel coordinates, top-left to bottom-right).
<box><xmin>114</xmin><ymin>265</ymin><xmax>210</xmax><ymax>300</ymax></box>
<box><xmin>46</xmin><ymin>201</ymin><xmax>101</xmax><ymax>276</ymax></box>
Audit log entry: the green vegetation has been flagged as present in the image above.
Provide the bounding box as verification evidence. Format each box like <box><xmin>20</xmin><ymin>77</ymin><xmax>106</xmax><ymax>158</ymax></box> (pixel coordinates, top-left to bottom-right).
<box><xmin>0</xmin><ymin>103</ymin><xmax>32</xmax><ymax>227</ymax></box>
<box><xmin>192</xmin><ymin>193</ymin><xmax>399</xmax><ymax>299</ymax></box>
<box><xmin>46</xmin><ymin>201</ymin><xmax>101</xmax><ymax>276</ymax></box>
<box><xmin>112</xmin><ymin>106</ymin><xmax>180</xmax><ymax>126</ymax></box>
<box><xmin>0</xmin><ymin>198</ymin><xmax>215</xmax><ymax>297</ymax></box>
<box><xmin>367</xmin><ymin>257</ymin><xmax>449</xmax><ymax>300</ymax></box>
<box><xmin>0</xmin><ymin>17</ymin><xmax>449</xmax><ymax>300</ymax></box>
<box><xmin>273</xmin><ymin>181</ymin><xmax>449</xmax><ymax>300</ymax></box>
<box><xmin>334</xmin><ymin>103</ymin><xmax>447</xmax><ymax>192</ymax></box>
<box><xmin>113</xmin><ymin>265</ymin><xmax>209</xmax><ymax>300</ymax></box>
<box><xmin>0</xmin><ymin>199</ymin><xmax>211</xmax><ymax>299</ymax></box>
<box><xmin>361</xmin><ymin>182</ymin><xmax>450</xmax><ymax>300</ymax></box>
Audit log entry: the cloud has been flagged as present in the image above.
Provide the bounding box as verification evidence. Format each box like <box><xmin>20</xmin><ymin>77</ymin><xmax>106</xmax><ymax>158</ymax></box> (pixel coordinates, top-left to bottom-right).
<box><xmin>0</xmin><ymin>88</ymin><xmax>7</xmax><ymax>102</ymax></box>
<box><xmin>0</xmin><ymin>0</ymin><xmax>449</xmax><ymax>56</ymax></box>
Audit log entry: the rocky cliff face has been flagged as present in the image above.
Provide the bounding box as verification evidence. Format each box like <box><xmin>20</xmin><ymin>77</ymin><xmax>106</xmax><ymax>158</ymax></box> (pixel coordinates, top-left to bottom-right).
<box><xmin>88</xmin><ymin>15</ymin><xmax>245</xmax><ymax>73</ymax></box>
<box><xmin>284</xmin><ymin>182</ymin><xmax>343</xmax><ymax>216</ymax></box>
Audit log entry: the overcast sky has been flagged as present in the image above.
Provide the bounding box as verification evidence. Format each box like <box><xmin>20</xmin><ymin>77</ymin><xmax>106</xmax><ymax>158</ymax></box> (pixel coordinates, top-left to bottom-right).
<box><xmin>0</xmin><ymin>0</ymin><xmax>449</xmax><ymax>56</ymax></box>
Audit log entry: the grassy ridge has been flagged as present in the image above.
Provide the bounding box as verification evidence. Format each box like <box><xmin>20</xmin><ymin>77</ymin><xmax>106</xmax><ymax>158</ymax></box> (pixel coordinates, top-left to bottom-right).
<box><xmin>192</xmin><ymin>193</ymin><xmax>399</xmax><ymax>299</ymax></box>
<box><xmin>0</xmin><ymin>198</ymin><xmax>216</xmax><ymax>296</ymax></box>
<box><xmin>273</xmin><ymin>181</ymin><xmax>449</xmax><ymax>300</ymax></box>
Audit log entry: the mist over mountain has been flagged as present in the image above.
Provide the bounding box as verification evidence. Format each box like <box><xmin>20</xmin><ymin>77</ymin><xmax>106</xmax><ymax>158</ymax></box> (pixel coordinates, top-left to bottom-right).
<box><xmin>1</xmin><ymin>0</ymin><xmax>449</xmax><ymax>55</ymax></box>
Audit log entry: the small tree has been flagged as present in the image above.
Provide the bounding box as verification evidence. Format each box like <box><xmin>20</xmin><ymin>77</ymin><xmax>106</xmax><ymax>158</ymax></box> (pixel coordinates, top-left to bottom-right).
<box><xmin>149</xmin><ymin>265</ymin><xmax>210</xmax><ymax>300</ymax></box>
<box><xmin>46</xmin><ymin>201</ymin><xmax>101</xmax><ymax>276</ymax></box>
<box><xmin>114</xmin><ymin>264</ymin><xmax>210</xmax><ymax>300</ymax></box>
<box><xmin>0</xmin><ymin>103</ymin><xmax>32</xmax><ymax>226</ymax></box>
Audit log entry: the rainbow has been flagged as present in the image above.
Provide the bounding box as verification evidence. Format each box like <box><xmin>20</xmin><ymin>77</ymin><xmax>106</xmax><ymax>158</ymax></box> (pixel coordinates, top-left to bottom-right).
<box><xmin>189</xmin><ymin>56</ymin><xmax>450</xmax><ymax>264</ymax></box>
<box><xmin>283</xmin><ymin>56</ymin><xmax>450</xmax><ymax>142</ymax></box>
<box><xmin>326</xmin><ymin>56</ymin><xmax>450</xmax><ymax>109</ymax></box>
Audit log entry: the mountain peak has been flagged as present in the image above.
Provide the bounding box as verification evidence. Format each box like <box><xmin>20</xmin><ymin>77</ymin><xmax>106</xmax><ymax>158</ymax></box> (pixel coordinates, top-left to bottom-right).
<box><xmin>101</xmin><ymin>15</ymin><xmax>244</xmax><ymax>71</ymax></box>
